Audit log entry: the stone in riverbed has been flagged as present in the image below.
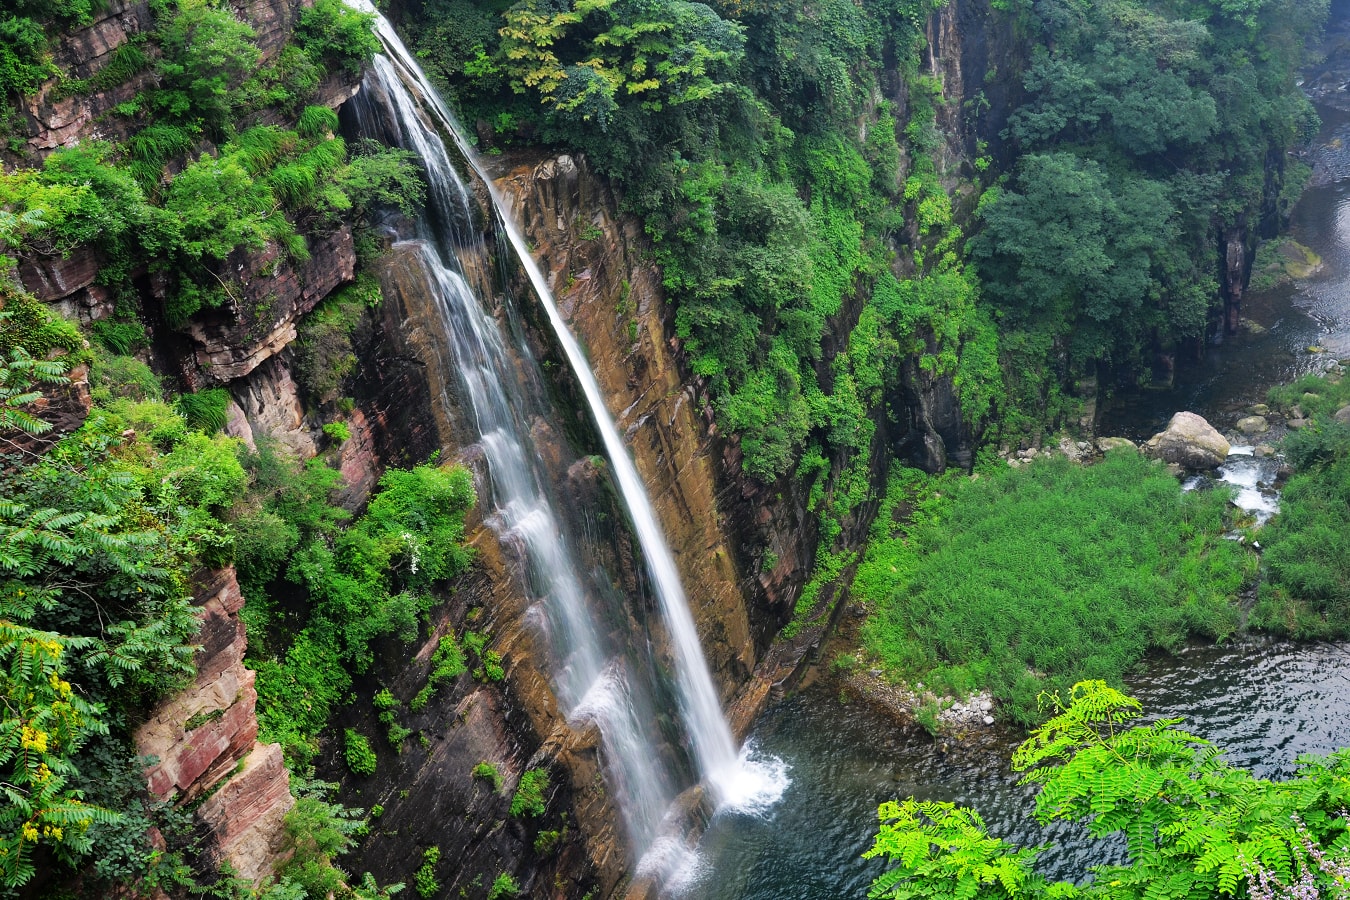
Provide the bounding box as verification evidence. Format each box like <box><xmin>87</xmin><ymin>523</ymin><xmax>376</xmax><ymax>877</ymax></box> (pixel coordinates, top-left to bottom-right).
<box><xmin>1254</xmin><ymin>444</ymin><xmax>1277</xmax><ymax>457</ymax></box>
<box><xmin>1097</xmin><ymin>436</ymin><xmax>1138</xmax><ymax>453</ymax></box>
<box><xmin>1236</xmin><ymin>415</ymin><xmax>1270</xmax><ymax>435</ymax></box>
<box><xmin>1143</xmin><ymin>412</ymin><xmax>1231</xmax><ymax>469</ymax></box>
<box><xmin>1288</xmin><ymin>418</ymin><xmax>1309</xmax><ymax>430</ymax></box>
<box><xmin>1334</xmin><ymin>405</ymin><xmax>1350</xmax><ymax>425</ymax></box>
<box><xmin>1250</xmin><ymin>404</ymin><xmax>1271</xmax><ymax>416</ymax></box>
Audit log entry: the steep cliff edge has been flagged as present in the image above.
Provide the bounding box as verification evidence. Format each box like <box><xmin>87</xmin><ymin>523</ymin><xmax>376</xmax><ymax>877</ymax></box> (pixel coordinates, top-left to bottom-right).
<box><xmin>492</xmin><ymin>154</ymin><xmax>820</xmax><ymax>725</ymax></box>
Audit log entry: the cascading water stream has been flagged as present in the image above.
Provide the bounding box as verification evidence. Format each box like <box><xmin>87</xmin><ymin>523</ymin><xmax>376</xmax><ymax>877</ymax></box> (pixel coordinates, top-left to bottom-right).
<box><xmin>342</xmin><ymin>5</ymin><xmax>788</xmax><ymax>879</ymax></box>
<box><xmin>344</xmin><ymin>0</ymin><xmax>787</xmax><ymax>877</ymax></box>
<box><xmin>349</xmin><ymin>54</ymin><xmax>685</xmax><ymax>873</ymax></box>
<box><xmin>345</xmin><ymin>3</ymin><xmax>786</xmax><ymax>820</ymax></box>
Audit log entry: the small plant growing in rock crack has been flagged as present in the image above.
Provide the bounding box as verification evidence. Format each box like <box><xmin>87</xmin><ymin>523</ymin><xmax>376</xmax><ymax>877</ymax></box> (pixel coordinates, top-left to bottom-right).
<box><xmin>488</xmin><ymin>872</ymin><xmax>520</xmax><ymax>900</ymax></box>
<box><xmin>510</xmin><ymin>768</ymin><xmax>550</xmax><ymax>818</ymax></box>
<box><xmin>473</xmin><ymin>761</ymin><xmax>503</xmax><ymax>792</ymax></box>
<box><xmin>323</xmin><ymin>420</ymin><xmax>351</xmax><ymax>443</ymax></box>
<box><xmin>344</xmin><ymin>729</ymin><xmax>378</xmax><ymax>775</ymax></box>
<box><xmin>414</xmin><ymin>846</ymin><xmax>441</xmax><ymax>898</ymax></box>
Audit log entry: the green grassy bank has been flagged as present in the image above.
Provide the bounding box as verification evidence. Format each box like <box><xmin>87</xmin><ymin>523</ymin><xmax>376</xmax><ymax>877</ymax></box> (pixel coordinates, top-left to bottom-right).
<box><xmin>852</xmin><ymin>451</ymin><xmax>1255</xmax><ymax>726</ymax></box>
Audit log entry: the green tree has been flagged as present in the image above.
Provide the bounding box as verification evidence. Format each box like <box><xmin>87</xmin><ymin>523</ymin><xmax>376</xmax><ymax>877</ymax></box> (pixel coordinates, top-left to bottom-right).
<box><xmin>0</xmin><ymin>624</ymin><xmax>119</xmax><ymax>888</ymax></box>
<box><xmin>865</xmin><ymin>681</ymin><xmax>1350</xmax><ymax>899</ymax></box>
<box><xmin>153</xmin><ymin>0</ymin><xmax>261</xmax><ymax>129</ymax></box>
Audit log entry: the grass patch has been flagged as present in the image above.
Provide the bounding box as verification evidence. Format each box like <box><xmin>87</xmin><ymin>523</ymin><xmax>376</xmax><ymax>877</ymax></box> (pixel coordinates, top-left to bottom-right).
<box><xmin>855</xmin><ymin>452</ymin><xmax>1253</xmax><ymax>726</ymax></box>
<box><xmin>1252</xmin><ymin>372</ymin><xmax>1350</xmax><ymax>638</ymax></box>
<box><xmin>1267</xmin><ymin>370</ymin><xmax>1350</xmax><ymax>421</ymax></box>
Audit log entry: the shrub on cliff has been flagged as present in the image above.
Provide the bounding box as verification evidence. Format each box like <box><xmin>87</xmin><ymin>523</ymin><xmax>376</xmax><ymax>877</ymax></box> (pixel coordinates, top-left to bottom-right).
<box><xmin>0</xmin><ymin>320</ymin><xmax>251</xmax><ymax>890</ymax></box>
<box><xmin>510</xmin><ymin>768</ymin><xmax>550</xmax><ymax>818</ymax></box>
<box><xmin>344</xmin><ymin>729</ymin><xmax>378</xmax><ymax>776</ymax></box>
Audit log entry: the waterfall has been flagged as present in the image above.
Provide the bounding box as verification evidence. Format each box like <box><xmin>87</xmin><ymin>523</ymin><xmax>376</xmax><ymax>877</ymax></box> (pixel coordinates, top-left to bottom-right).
<box><xmin>343</xmin><ymin>0</ymin><xmax>786</xmax><ymax>880</ymax></box>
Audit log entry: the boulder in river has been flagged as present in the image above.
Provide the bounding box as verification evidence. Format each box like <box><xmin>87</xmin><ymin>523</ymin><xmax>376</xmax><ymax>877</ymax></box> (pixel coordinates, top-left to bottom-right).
<box><xmin>1236</xmin><ymin>415</ymin><xmax>1270</xmax><ymax>435</ymax></box>
<box><xmin>1143</xmin><ymin>412</ymin><xmax>1231</xmax><ymax>469</ymax></box>
<box><xmin>1097</xmin><ymin>436</ymin><xmax>1138</xmax><ymax>453</ymax></box>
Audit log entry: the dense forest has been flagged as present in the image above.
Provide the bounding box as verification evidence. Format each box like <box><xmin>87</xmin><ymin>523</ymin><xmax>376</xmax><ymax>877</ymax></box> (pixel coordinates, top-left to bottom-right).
<box><xmin>2</xmin><ymin>0</ymin><xmax>1349</xmax><ymax>897</ymax></box>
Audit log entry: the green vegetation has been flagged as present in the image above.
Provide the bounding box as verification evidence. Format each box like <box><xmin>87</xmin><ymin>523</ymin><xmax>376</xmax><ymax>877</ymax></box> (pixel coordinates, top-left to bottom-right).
<box><xmin>412</xmin><ymin>633</ymin><xmax>468</xmax><ymax>711</ymax></box>
<box><xmin>344</xmin><ymin>729</ymin><xmax>378</xmax><ymax>776</ymax></box>
<box><xmin>866</xmin><ymin>681</ymin><xmax>1350</xmax><ymax>899</ymax></box>
<box><xmin>415</xmin><ymin>846</ymin><xmax>442</xmax><ymax>898</ymax></box>
<box><xmin>323</xmin><ymin>421</ymin><xmax>351</xmax><ymax>443</ymax></box>
<box><xmin>854</xmin><ymin>453</ymin><xmax>1253</xmax><ymax>724</ymax></box>
<box><xmin>270</xmin><ymin>776</ymin><xmax>397</xmax><ymax>899</ymax></box>
<box><xmin>0</xmin><ymin>0</ymin><xmax>418</xmax><ymax>331</ymax></box>
<box><xmin>1251</xmin><ymin>371</ymin><xmax>1350</xmax><ymax>638</ymax></box>
<box><xmin>488</xmin><ymin>872</ymin><xmax>520</xmax><ymax>899</ymax></box>
<box><xmin>970</xmin><ymin>0</ymin><xmax>1323</xmax><ymax>424</ymax></box>
<box><xmin>241</xmin><ymin>454</ymin><xmax>477</xmax><ymax>763</ymax></box>
<box><xmin>533</xmin><ymin>826</ymin><xmax>564</xmax><ymax>855</ymax></box>
<box><xmin>295</xmin><ymin>274</ymin><xmax>383</xmax><ymax>404</ymax></box>
<box><xmin>472</xmin><ymin>761</ymin><xmax>503</xmax><ymax>792</ymax></box>
<box><xmin>0</xmin><ymin>306</ymin><xmax>246</xmax><ymax>889</ymax></box>
<box><xmin>372</xmin><ymin>688</ymin><xmax>411</xmax><ymax>749</ymax></box>
<box><xmin>464</xmin><ymin>629</ymin><xmax>505</xmax><ymax>682</ymax></box>
<box><xmin>510</xmin><ymin>768</ymin><xmax>550</xmax><ymax>818</ymax></box>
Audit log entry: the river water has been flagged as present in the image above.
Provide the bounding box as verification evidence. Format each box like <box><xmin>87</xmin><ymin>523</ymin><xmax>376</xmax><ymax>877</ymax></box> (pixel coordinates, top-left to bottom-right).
<box><xmin>685</xmin><ymin>58</ymin><xmax>1350</xmax><ymax>900</ymax></box>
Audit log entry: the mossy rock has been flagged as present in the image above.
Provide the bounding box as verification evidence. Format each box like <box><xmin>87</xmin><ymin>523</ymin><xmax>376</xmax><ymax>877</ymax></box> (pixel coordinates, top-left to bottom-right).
<box><xmin>1249</xmin><ymin>238</ymin><xmax>1323</xmax><ymax>291</ymax></box>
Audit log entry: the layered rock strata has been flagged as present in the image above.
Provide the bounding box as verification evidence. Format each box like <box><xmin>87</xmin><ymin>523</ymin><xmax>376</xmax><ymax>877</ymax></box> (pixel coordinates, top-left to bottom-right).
<box><xmin>135</xmin><ymin>568</ymin><xmax>294</xmax><ymax>886</ymax></box>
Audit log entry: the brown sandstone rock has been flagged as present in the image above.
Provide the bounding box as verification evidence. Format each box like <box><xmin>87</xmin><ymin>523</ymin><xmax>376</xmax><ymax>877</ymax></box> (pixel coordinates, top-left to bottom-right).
<box><xmin>135</xmin><ymin>569</ymin><xmax>291</xmax><ymax>886</ymax></box>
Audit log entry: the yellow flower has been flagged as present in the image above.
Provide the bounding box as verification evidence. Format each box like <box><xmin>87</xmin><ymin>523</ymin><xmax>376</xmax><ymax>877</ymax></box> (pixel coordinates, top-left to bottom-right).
<box><xmin>20</xmin><ymin>824</ymin><xmax>38</xmax><ymax>842</ymax></box>
<box><xmin>20</xmin><ymin>726</ymin><xmax>48</xmax><ymax>753</ymax></box>
<box><xmin>48</xmin><ymin>673</ymin><xmax>72</xmax><ymax>697</ymax></box>
<box><xmin>33</xmin><ymin>764</ymin><xmax>51</xmax><ymax>782</ymax></box>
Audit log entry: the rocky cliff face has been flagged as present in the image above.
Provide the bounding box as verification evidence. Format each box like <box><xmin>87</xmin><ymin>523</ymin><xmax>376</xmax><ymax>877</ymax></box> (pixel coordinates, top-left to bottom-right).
<box><xmin>5</xmin><ymin>0</ymin><xmax>356</xmax><ymax>164</ymax></box>
<box><xmin>491</xmin><ymin>154</ymin><xmax>829</xmax><ymax>726</ymax></box>
<box><xmin>136</xmin><ymin>568</ymin><xmax>295</xmax><ymax>886</ymax></box>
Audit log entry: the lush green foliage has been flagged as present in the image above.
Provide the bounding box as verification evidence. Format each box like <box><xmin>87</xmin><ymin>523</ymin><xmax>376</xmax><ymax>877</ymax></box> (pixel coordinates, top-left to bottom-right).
<box><xmin>510</xmin><ymin>767</ymin><xmax>551</xmax><ymax>818</ymax></box>
<box><xmin>854</xmin><ymin>453</ymin><xmax>1253</xmax><ymax>724</ymax></box>
<box><xmin>473</xmin><ymin>760</ymin><xmax>503</xmax><ymax>792</ymax></box>
<box><xmin>0</xmin><ymin>344</ymin><xmax>67</xmax><ymax>436</ymax></box>
<box><xmin>344</xmin><ymin>729</ymin><xmax>378</xmax><ymax>776</ymax></box>
<box><xmin>0</xmin><ymin>314</ymin><xmax>251</xmax><ymax>888</ymax></box>
<box><xmin>866</xmin><ymin>681</ymin><xmax>1350</xmax><ymax>899</ymax></box>
<box><xmin>972</xmin><ymin>0</ymin><xmax>1324</xmax><ymax>414</ymax></box>
<box><xmin>1251</xmin><ymin>372</ymin><xmax>1350</xmax><ymax>638</ymax></box>
<box><xmin>239</xmin><ymin>451</ymin><xmax>477</xmax><ymax>762</ymax></box>
<box><xmin>415</xmin><ymin>846</ymin><xmax>441</xmax><ymax>898</ymax></box>
<box><xmin>410</xmin><ymin>633</ymin><xmax>468</xmax><ymax>711</ymax></box>
<box><xmin>268</xmin><ymin>775</ymin><xmax>401</xmax><ymax>899</ymax></box>
<box><xmin>488</xmin><ymin>872</ymin><xmax>521</xmax><ymax>899</ymax></box>
<box><xmin>0</xmin><ymin>0</ymin><xmax>412</xmax><ymax>331</ymax></box>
